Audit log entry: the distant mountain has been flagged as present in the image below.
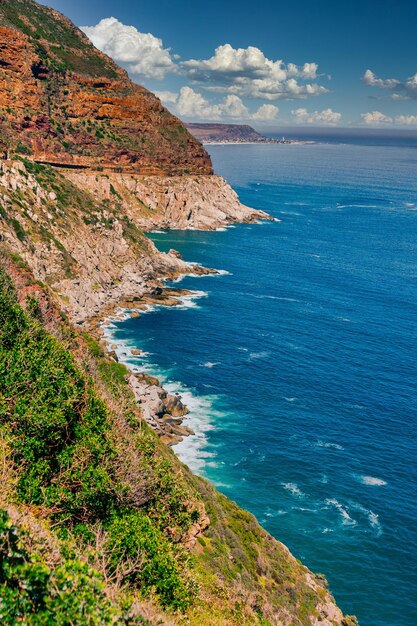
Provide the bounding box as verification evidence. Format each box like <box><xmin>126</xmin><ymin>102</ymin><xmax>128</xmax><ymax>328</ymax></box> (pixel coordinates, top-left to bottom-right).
<box><xmin>186</xmin><ymin>123</ymin><xmax>279</xmax><ymax>143</ymax></box>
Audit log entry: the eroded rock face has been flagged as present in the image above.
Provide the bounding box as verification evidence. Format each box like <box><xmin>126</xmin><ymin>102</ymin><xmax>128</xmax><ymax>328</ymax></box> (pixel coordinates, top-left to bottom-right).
<box><xmin>62</xmin><ymin>170</ymin><xmax>271</xmax><ymax>230</ymax></box>
<box><xmin>128</xmin><ymin>372</ymin><xmax>193</xmax><ymax>444</ymax></box>
<box><xmin>0</xmin><ymin>160</ymin><xmax>203</xmax><ymax>324</ymax></box>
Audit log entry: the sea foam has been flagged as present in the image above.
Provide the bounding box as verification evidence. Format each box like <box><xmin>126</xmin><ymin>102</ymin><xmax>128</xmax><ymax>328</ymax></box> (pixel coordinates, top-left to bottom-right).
<box><xmin>281</xmin><ymin>482</ymin><xmax>305</xmax><ymax>497</ymax></box>
<box><xmin>359</xmin><ymin>475</ymin><xmax>387</xmax><ymax>486</ymax></box>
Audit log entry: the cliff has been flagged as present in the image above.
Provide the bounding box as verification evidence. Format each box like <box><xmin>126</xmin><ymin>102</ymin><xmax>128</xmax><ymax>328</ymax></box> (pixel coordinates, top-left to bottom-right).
<box><xmin>0</xmin><ymin>1</ymin><xmax>357</xmax><ymax>624</ymax></box>
<box><xmin>0</xmin><ymin>0</ymin><xmax>211</xmax><ymax>174</ymax></box>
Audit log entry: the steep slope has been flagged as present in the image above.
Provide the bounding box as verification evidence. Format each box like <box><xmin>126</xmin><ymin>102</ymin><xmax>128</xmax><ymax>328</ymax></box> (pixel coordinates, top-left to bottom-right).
<box><xmin>0</xmin><ymin>0</ymin><xmax>268</xmax><ymax>231</ymax></box>
<box><xmin>0</xmin><ymin>0</ymin><xmax>211</xmax><ymax>174</ymax></box>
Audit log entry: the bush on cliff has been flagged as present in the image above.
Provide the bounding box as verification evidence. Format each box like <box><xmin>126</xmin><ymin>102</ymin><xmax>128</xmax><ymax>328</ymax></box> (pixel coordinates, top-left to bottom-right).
<box><xmin>0</xmin><ymin>268</ymin><xmax>196</xmax><ymax>612</ymax></box>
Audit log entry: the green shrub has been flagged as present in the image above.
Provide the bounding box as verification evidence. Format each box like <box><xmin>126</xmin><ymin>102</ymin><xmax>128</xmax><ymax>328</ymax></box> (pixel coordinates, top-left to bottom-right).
<box><xmin>0</xmin><ymin>269</ymin><xmax>197</xmax><ymax>610</ymax></box>
<box><xmin>105</xmin><ymin>511</ymin><xmax>194</xmax><ymax>610</ymax></box>
<box><xmin>0</xmin><ymin>509</ymin><xmax>121</xmax><ymax>625</ymax></box>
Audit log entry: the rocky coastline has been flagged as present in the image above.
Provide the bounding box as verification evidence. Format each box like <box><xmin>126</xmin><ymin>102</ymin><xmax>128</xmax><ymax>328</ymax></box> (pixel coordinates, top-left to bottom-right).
<box><xmin>97</xmin><ymin>282</ymin><xmax>218</xmax><ymax>445</ymax></box>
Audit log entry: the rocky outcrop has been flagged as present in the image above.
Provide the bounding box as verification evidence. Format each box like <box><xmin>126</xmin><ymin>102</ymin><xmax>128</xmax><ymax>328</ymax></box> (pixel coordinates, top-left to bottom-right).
<box><xmin>127</xmin><ymin>372</ymin><xmax>194</xmax><ymax>444</ymax></box>
<box><xmin>0</xmin><ymin>159</ymin><xmax>216</xmax><ymax>324</ymax></box>
<box><xmin>63</xmin><ymin>169</ymin><xmax>271</xmax><ymax>230</ymax></box>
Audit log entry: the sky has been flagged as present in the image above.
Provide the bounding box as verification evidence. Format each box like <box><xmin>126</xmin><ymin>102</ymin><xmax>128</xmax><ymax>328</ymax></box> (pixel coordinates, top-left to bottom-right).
<box><xmin>40</xmin><ymin>0</ymin><xmax>417</xmax><ymax>129</ymax></box>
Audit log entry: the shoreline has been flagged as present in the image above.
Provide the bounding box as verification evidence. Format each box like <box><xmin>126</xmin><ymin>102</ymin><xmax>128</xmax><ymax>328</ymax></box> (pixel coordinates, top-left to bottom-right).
<box><xmin>202</xmin><ymin>140</ymin><xmax>315</xmax><ymax>146</ymax></box>
<box><xmin>97</xmin><ymin>266</ymin><xmax>225</xmax><ymax>450</ymax></box>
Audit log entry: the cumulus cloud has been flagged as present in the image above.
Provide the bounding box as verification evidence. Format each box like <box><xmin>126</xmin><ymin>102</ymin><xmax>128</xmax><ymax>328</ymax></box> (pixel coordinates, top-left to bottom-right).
<box><xmin>159</xmin><ymin>86</ymin><xmax>279</xmax><ymax>122</ymax></box>
<box><xmin>291</xmin><ymin>107</ymin><xmax>342</xmax><ymax>125</ymax></box>
<box><xmin>363</xmin><ymin>69</ymin><xmax>399</xmax><ymax>90</ymax></box>
<box><xmin>82</xmin><ymin>19</ymin><xmax>328</xmax><ymax>106</ymax></box>
<box><xmin>181</xmin><ymin>44</ymin><xmax>327</xmax><ymax>100</ymax></box>
<box><xmin>360</xmin><ymin>110</ymin><xmax>393</xmax><ymax>125</ymax></box>
<box><xmin>252</xmin><ymin>104</ymin><xmax>280</xmax><ymax>121</ymax></box>
<box><xmin>81</xmin><ymin>17</ymin><xmax>176</xmax><ymax>79</ymax></box>
<box><xmin>361</xmin><ymin>110</ymin><xmax>417</xmax><ymax>126</ymax></box>
<box><xmin>396</xmin><ymin>114</ymin><xmax>417</xmax><ymax>125</ymax></box>
<box><xmin>363</xmin><ymin>69</ymin><xmax>417</xmax><ymax>100</ymax></box>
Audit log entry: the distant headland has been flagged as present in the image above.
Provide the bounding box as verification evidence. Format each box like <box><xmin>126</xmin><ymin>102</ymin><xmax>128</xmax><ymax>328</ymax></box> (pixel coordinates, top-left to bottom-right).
<box><xmin>186</xmin><ymin>122</ymin><xmax>296</xmax><ymax>144</ymax></box>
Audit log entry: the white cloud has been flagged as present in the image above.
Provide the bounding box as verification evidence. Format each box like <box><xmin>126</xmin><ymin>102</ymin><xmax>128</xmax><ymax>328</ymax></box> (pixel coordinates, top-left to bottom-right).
<box><xmin>154</xmin><ymin>90</ymin><xmax>178</xmax><ymax>104</ymax></box>
<box><xmin>360</xmin><ymin>110</ymin><xmax>393</xmax><ymax>125</ymax></box>
<box><xmin>363</xmin><ymin>69</ymin><xmax>417</xmax><ymax>100</ymax></box>
<box><xmin>361</xmin><ymin>110</ymin><xmax>417</xmax><ymax>126</ymax></box>
<box><xmin>82</xmin><ymin>19</ymin><xmax>327</xmax><ymax>105</ymax></box>
<box><xmin>291</xmin><ymin>107</ymin><xmax>342</xmax><ymax>125</ymax></box>
<box><xmin>81</xmin><ymin>17</ymin><xmax>176</xmax><ymax>79</ymax></box>
<box><xmin>363</xmin><ymin>69</ymin><xmax>399</xmax><ymax>90</ymax></box>
<box><xmin>395</xmin><ymin>114</ymin><xmax>417</xmax><ymax>125</ymax></box>
<box><xmin>181</xmin><ymin>44</ymin><xmax>327</xmax><ymax>100</ymax></box>
<box><xmin>252</xmin><ymin>104</ymin><xmax>280</xmax><ymax>121</ymax></box>
<box><xmin>161</xmin><ymin>86</ymin><xmax>279</xmax><ymax>122</ymax></box>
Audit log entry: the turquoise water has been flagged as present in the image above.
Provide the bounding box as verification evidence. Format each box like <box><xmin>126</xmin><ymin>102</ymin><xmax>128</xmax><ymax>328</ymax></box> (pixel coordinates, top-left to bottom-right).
<box><xmin>108</xmin><ymin>142</ymin><xmax>417</xmax><ymax>625</ymax></box>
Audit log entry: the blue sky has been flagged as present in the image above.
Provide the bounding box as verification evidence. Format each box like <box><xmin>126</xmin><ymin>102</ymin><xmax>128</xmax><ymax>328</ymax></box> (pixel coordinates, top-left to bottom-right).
<box><xmin>40</xmin><ymin>0</ymin><xmax>417</xmax><ymax>128</ymax></box>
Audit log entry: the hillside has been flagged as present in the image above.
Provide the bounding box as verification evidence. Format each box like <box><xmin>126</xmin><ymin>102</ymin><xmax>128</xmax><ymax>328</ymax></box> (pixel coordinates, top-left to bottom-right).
<box><xmin>0</xmin><ymin>1</ymin><xmax>357</xmax><ymax>624</ymax></box>
<box><xmin>0</xmin><ymin>0</ymin><xmax>211</xmax><ymax>174</ymax></box>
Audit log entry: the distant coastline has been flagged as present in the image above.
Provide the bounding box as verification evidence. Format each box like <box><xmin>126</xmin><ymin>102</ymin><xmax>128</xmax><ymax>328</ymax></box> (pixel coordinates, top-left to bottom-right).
<box><xmin>200</xmin><ymin>139</ymin><xmax>313</xmax><ymax>145</ymax></box>
<box><xmin>186</xmin><ymin>122</ymin><xmax>306</xmax><ymax>145</ymax></box>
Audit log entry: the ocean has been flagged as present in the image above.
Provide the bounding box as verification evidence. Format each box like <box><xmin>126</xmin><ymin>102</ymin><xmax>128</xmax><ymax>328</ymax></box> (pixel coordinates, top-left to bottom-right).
<box><xmin>106</xmin><ymin>140</ymin><xmax>417</xmax><ymax>625</ymax></box>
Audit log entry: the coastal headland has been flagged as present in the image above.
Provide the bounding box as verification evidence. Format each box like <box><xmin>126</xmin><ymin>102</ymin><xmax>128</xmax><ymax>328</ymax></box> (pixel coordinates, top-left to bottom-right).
<box><xmin>186</xmin><ymin>122</ymin><xmax>295</xmax><ymax>144</ymax></box>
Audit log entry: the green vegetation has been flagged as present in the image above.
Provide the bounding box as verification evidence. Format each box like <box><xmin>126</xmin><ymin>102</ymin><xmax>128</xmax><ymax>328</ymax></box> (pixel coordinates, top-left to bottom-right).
<box><xmin>0</xmin><ymin>509</ymin><xmax>143</xmax><ymax>625</ymax></box>
<box><xmin>0</xmin><ymin>270</ymin><xmax>198</xmax><ymax>614</ymax></box>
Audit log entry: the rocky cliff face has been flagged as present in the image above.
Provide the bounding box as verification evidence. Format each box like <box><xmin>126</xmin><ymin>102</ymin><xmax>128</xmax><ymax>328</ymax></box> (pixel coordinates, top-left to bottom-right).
<box><xmin>63</xmin><ymin>169</ymin><xmax>270</xmax><ymax>230</ymax></box>
<box><xmin>0</xmin><ymin>0</ymin><xmax>211</xmax><ymax>174</ymax></box>
<box><xmin>0</xmin><ymin>159</ymin><xmax>212</xmax><ymax>323</ymax></box>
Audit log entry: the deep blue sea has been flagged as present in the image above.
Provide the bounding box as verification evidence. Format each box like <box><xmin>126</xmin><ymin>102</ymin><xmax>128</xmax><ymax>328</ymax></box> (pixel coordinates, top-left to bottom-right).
<box><xmin>107</xmin><ymin>140</ymin><xmax>417</xmax><ymax>626</ymax></box>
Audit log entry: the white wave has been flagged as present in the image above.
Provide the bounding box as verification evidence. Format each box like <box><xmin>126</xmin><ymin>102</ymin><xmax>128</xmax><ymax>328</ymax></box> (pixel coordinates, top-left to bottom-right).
<box><xmin>200</xmin><ymin>361</ymin><xmax>220</xmax><ymax>368</ymax></box>
<box><xmin>281</xmin><ymin>482</ymin><xmax>305</xmax><ymax>497</ymax></box>
<box><xmin>350</xmin><ymin>502</ymin><xmax>383</xmax><ymax>536</ymax></box>
<box><xmin>359</xmin><ymin>475</ymin><xmax>387</xmax><ymax>486</ymax></box>
<box><xmin>325</xmin><ymin>498</ymin><xmax>357</xmax><ymax>526</ymax></box>
<box><xmin>175</xmin><ymin>290</ymin><xmax>208</xmax><ymax>309</ymax></box>
<box><xmin>249</xmin><ymin>350</ymin><xmax>270</xmax><ymax>360</ymax></box>
<box><xmin>315</xmin><ymin>440</ymin><xmax>344</xmax><ymax>450</ymax></box>
<box><xmin>292</xmin><ymin>506</ymin><xmax>318</xmax><ymax>512</ymax></box>
<box><xmin>149</xmin><ymin>229</ymin><xmax>166</xmax><ymax>234</ymax></box>
<box><xmin>283</xmin><ymin>397</ymin><xmax>297</xmax><ymax>402</ymax></box>
<box><xmin>171</xmin><ymin>268</ymin><xmax>231</xmax><ymax>283</ymax></box>
<box><xmin>103</xmin><ymin>314</ymin><xmax>225</xmax><ymax>475</ymax></box>
<box><xmin>245</xmin><ymin>293</ymin><xmax>299</xmax><ymax>302</ymax></box>
<box><xmin>160</xmin><ymin>382</ymin><xmax>230</xmax><ymax>474</ymax></box>
<box><xmin>215</xmin><ymin>269</ymin><xmax>232</xmax><ymax>276</ymax></box>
